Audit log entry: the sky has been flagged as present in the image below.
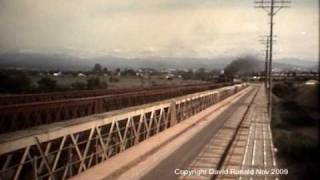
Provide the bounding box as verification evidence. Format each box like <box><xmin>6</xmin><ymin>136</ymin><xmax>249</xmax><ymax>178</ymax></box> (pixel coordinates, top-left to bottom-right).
<box><xmin>0</xmin><ymin>0</ymin><xmax>318</xmax><ymax>61</ymax></box>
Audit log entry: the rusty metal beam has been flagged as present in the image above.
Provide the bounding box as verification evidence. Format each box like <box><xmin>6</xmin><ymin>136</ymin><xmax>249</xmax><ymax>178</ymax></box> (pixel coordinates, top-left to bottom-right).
<box><xmin>0</xmin><ymin>84</ymin><xmax>246</xmax><ymax>180</ymax></box>
<box><xmin>0</xmin><ymin>83</ymin><xmax>230</xmax><ymax>105</ymax></box>
<box><xmin>0</xmin><ymin>83</ymin><xmax>234</xmax><ymax>133</ymax></box>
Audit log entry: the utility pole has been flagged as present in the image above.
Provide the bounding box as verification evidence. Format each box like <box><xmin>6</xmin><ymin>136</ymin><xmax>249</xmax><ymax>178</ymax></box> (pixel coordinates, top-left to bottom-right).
<box><xmin>259</xmin><ymin>35</ymin><xmax>276</xmax><ymax>94</ymax></box>
<box><xmin>255</xmin><ymin>0</ymin><xmax>291</xmax><ymax>117</ymax></box>
<box><xmin>259</xmin><ymin>35</ymin><xmax>270</xmax><ymax>90</ymax></box>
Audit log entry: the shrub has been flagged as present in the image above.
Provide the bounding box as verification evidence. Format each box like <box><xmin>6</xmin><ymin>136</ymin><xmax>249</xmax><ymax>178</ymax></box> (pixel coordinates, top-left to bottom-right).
<box><xmin>71</xmin><ymin>82</ymin><xmax>87</xmax><ymax>90</ymax></box>
<box><xmin>87</xmin><ymin>77</ymin><xmax>107</xmax><ymax>90</ymax></box>
<box><xmin>37</xmin><ymin>76</ymin><xmax>58</xmax><ymax>92</ymax></box>
<box><xmin>0</xmin><ymin>72</ymin><xmax>33</xmax><ymax>93</ymax></box>
<box><xmin>279</xmin><ymin>101</ymin><xmax>314</xmax><ymax>126</ymax></box>
<box><xmin>109</xmin><ymin>76</ymin><xmax>120</xmax><ymax>82</ymax></box>
<box><xmin>276</xmin><ymin>132</ymin><xmax>317</xmax><ymax>161</ymax></box>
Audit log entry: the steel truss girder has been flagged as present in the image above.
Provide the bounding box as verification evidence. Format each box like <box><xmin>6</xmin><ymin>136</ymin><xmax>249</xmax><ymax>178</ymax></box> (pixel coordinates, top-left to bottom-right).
<box><xmin>0</xmin><ymin>83</ymin><xmax>235</xmax><ymax>133</ymax></box>
<box><xmin>0</xmin><ymin>84</ymin><xmax>246</xmax><ymax>180</ymax></box>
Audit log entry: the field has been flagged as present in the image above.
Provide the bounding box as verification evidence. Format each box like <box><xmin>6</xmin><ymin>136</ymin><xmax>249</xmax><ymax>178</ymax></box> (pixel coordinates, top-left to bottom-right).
<box><xmin>30</xmin><ymin>74</ymin><xmax>208</xmax><ymax>90</ymax></box>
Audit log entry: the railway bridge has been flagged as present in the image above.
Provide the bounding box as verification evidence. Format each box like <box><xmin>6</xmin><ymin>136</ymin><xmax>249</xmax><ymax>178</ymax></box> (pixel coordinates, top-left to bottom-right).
<box><xmin>0</xmin><ymin>83</ymin><xmax>278</xmax><ymax>180</ymax></box>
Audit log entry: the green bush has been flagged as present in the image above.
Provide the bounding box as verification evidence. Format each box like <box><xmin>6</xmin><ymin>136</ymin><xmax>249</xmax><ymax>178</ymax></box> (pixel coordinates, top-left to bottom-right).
<box><xmin>275</xmin><ymin>132</ymin><xmax>317</xmax><ymax>161</ymax></box>
<box><xmin>279</xmin><ymin>101</ymin><xmax>314</xmax><ymax>126</ymax></box>
<box><xmin>273</xmin><ymin>82</ymin><xmax>297</xmax><ymax>99</ymax></box>
<box><xmin>109</xmin><ymin>76</ymin><xmax>120</xmax><ymax>82</ymax></box>
<box><xmin>0</xmin><ymin>72</ymin><xmax>33</xmax><ymax>93</ymax></box>
<box><xmin>71</xmin><ymin>82</ymin><xmax>87</xmax><ymax>90</ymax></box>
<box><xmin>272</xmin><ymin>82</ymin><xmax>318</xmax><ymax>180</ymax></box>
<box><xmin>87</xmin><ymin>77</ymin><xmax>107</xmax><ymax>90</ymax></box>
<box><xmin>37</xmin><ymin>76</ymin><xmax>58</xmax><ymax>92</ymax></box>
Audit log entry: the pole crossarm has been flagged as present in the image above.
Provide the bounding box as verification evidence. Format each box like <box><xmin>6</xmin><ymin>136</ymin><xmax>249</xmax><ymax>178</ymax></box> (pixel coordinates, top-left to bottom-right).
<box><xmin>255</xmin><ymin>0</ymin><xmax>291</xmax><ymax>15</ymax></box>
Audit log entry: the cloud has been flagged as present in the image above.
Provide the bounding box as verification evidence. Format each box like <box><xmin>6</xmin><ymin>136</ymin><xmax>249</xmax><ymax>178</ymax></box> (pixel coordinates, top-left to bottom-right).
<box><xmin>0</xmin><ymin>0</ymin><xmax>318</xmax><ymax>61</ymax></box>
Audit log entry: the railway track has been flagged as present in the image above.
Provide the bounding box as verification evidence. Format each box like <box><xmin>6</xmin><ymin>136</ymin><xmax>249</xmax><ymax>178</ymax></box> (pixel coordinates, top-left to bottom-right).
<box><xmin>0</xmin><ymin>82</ymin><xmax>234</xmax><ymax>133</ymax></box>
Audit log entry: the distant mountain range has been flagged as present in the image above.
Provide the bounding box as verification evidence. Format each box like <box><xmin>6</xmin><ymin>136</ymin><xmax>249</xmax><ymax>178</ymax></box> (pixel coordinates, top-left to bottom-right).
<box><xmin>0</xmin><ymin>52</ymin><xmax>317</xmax><ymax>71</ymax></box>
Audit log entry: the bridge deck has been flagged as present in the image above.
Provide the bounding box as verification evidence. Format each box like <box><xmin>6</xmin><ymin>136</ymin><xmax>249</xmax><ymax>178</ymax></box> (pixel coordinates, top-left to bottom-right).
<box><xmin>71</xmin><ymin>87</ymin><xmax>253</xmax><ymax>180</ymax></box>
<box><xmin>73</xmin><ymin>84</ymin><xmax>277</xmax><ymax>180</ymax></box>
<box><xmin>217</xmin><ymin>86</ymin><xmax>277</xmax><ymax>180</ymax></box>
<box><xmin>138</xmin><ymin>86</ymin><xmax>258</xmax><ymax>180</ymax></box>
<box><xmin>72</xmin><ymin>84</ymin><xmax>275</xmax><ymax>180</ymax></box>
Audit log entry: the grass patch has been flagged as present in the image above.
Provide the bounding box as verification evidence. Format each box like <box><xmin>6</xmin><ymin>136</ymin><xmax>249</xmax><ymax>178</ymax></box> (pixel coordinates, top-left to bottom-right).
<box><xmin>272</xmin><ymin>83</ymin><xmax>318</xmax><ymax>179</ymax></box>
<box><xmin>273</xmin><ymin>130</ymin><xmax>318</xmax><ymax>179</ymax></box>
<box><xmin>273</xmin><ymin>100</ymin><xmax>315</xmax><ymax>127</ymax></box>
<box><xmin>274</xmin><ymin>131</ymin><xmax>317</xmax><ymax>161</ymax></box>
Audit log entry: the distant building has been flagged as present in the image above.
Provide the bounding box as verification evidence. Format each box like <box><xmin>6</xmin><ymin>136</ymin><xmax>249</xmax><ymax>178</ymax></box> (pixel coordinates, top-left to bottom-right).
<box><xmin>233</xmin><ymin>78</ymin><xmax>242</xmax><ymax>83</ymax></box>
<box><xmin>136</xmin><ymin>72</ymin><xmax>143</xmax><ymax>77</ymax></box>
<box><xmin>53</xmin><ymin>72</ymin><xmax>62</xmax><ymax>77</ymax></box>
<box><xmin>305</xmin><ymin>80</ymin><xmax>319</xmax><ymax>86</ymax></box>
<box><xmin>78</xmin><ymin>73</ymin><xmax>86</xmax><ymax>77</ymax></box>
<box><xmin>166</xmin><ymin>73</ymin><xmax>174</xmax><ymax>80</ymax></box>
